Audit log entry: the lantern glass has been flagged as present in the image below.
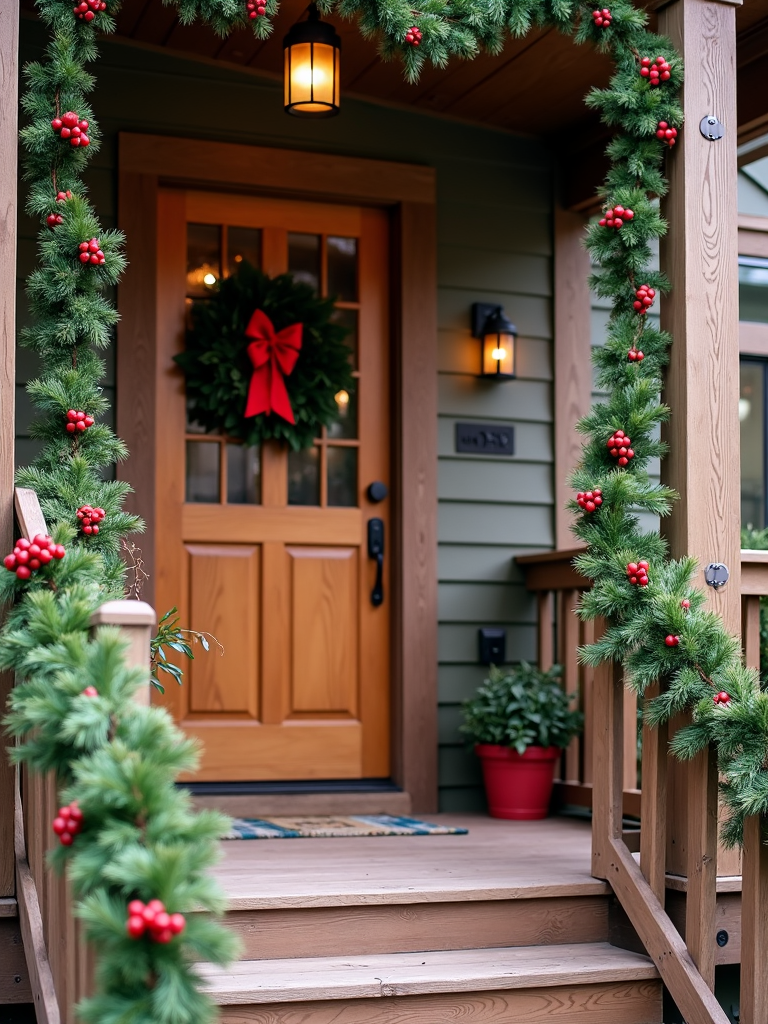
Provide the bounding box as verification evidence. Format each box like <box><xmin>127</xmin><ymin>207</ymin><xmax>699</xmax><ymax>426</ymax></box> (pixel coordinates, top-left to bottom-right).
<box><xmin>481</xmin><ymin>331</ymin><xmax>515</xmax><ymax>378</ymax></box>
<box><xmin>284</xmin><ymin>6</ymin><xmax>341</xmax><ymax>117</ymax></box>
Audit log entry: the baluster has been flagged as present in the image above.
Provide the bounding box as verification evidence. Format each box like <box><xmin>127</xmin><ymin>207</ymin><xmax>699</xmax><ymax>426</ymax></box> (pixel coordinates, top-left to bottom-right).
<box><xmin>741</xmin><ymin>814</ymin><xmax>768</xmax><ymax>1024</ymax></box>
<box><xmin>639</xmin><ymin>682</ymin><xmax>667</xmax><ymax>903</ymax></box>
<box><xmin>591</xmin><ymin>620</ymin><xmax>624</xmax><ymax>880</ymax></box>
<box><xmin>537</xmin><ymin>590</ymin><xmax>553</xmax><ymax>672</ymax></box>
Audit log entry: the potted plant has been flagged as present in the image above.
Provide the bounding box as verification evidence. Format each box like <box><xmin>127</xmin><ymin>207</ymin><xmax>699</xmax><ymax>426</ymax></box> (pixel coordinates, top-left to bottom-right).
<box><xmin>460</xmin><ymin>662</ymin><xmax>583</xmax><ymax>820</ymax></box>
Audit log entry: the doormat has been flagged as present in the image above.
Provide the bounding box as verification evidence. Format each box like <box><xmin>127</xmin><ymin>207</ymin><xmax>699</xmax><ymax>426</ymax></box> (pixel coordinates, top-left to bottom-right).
<box><xmin>222</xmin><ymin>814</ymin><xmax>469</xmax><ymax>839</ymax></box>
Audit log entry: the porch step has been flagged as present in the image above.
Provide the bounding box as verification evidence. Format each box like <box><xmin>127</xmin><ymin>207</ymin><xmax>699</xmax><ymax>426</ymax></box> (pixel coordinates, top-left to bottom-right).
<box><xmin>197</xmin><ymin>942</ymin><xmax>662</xmax><ymax>1023</ymax></box>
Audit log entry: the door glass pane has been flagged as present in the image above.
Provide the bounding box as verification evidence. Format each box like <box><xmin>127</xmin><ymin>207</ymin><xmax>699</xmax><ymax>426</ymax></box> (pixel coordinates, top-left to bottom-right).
<box><xmin>740</xmin><ymin>257</ymin><xmax>768</xmax><ymax>323</ymax></box>
<box><xmin>227</xmin><ymin>226</ymin><xmax>262</xmax><ymax>275</ymax></box>
<box><xmin>331</xmin><ymin>308</ymin><xmax>358</xmax><ymax>368</ymax></box>
<box><xmin>227</xmin><ymin>444</ymin><xmax>261</xmax><ymax>504</ymax></box>
<box><xmin>327</xmin><ymin>236</ymin><xmax>357</xmax><ymax>301</ymax></box>
<box><xmin>187</xmin><ymin>223</ymin><xmax>221</xmax><ymax>297</ymax></box>
<box><xmin>741</xmin><ymin>361</ymin><xmax>765</xmax><ymax>529</ymax></box>
<box><xmin>288</xmin><ymin>233</ymin><xmax>320</xmax><ymax>292</ymax></box>
<box><xmin>186</xmin><ymin>441</ymin><xmax>220</xmax><ymax>503</ymax></box>
<box><xmin>288</xmin><ymin>446</ymin><xmax>320</xmax><ymax>505</ymax></box>
<box><xmin>327</xmin><ymin>387</ymin><xmax>357</xmax><ymax>439</ymax></box>
<box><xmin>327</xmin><ymin>447</ymin><xmax>357</xmax><ymax>507</ymax></box>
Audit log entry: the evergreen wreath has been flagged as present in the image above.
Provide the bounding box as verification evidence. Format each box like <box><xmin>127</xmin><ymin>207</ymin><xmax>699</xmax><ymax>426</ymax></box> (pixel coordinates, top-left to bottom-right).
<box><xmin>5</xmin><ymin>1</ymin><xmax>764</xmax><ymax>1023</ymax></box>
<box><xmin>176</xmin><ymin>262</ymin><xmax>355</xmax><ymax>451</ymax></box>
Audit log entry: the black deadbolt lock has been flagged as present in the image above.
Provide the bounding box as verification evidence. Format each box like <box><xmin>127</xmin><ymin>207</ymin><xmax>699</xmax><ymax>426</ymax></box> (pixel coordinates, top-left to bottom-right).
<box><xmin>367</xmin><ymin>481</ymin><xmax>388</xmax><ymax>503</ymax></box>
<box><xmin>716</xmin><ymin>930</ymin><xmax>729</xmax><ymax>947</ymax></box>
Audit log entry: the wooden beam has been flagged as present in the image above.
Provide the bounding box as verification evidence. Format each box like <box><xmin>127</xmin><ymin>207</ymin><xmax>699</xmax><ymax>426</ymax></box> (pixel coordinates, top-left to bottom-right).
<box><xmin>0</xmin><ymin>0</ymin><xmax>18</xmax><ymax>902</ymax></box>
<box><xmin>740</xmin><ymin>814</ymin><xmax>768</xmax><ymax>1024</ymax></box>
<box><xmin>553</xmin><ymin>208</ymin><xmax>592</xmax><ymax>548</ymax></box>
<box><xmin>658</xmin><ymin>0</ymin><xmax>742</xmax><ymax>937</ymax></box>
<box><xmin>13</xmin><ymin>779</ymin><xmax>60</xmax><ymax>1024</ymax></box>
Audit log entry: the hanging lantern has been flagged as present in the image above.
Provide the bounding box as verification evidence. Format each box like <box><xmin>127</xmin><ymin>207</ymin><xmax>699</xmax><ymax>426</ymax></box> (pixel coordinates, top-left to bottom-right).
<box><xmin>471</xmin><ymin>303</ymin><xmax>517</xmax><ymax>380</ymax></box>
<box><xmin>284</xmin><ymin>4</ymin><xmax>341</xmax><ymax>118</ymax></box>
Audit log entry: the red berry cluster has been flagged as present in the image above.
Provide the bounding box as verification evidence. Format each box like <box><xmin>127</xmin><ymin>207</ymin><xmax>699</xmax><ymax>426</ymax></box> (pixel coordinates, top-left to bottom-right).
<box><xmin>599</xmin><ymin>205</ymin><xmax>634</xmax><ymax>229</ymax></box>
<box><xmin>82</xmin><ymin>685</ymin><xmax>99</xmax><ymax>697</ymax></box>
<box><xmin>246</xmin><ymin>0</ymin><xmax>267</xmax><ymax>17</ymax></box>
<box><xmin>639</xmin><ymin>56</ymin><xmax>671</xmax><ymax>86</ymax></box>
<box><xmin>591</xmin><ymin>7</ymin><xmax>611</xmax><ymax>26</ymax></box>
<box><xmin>66</xmin><ymin>410</ymin><xmax>95</xmax><ymax>433</ymax></box>
<box><xmin>664</xmin><ymin>634</ymin><xmax>680</xmax><ymax>647</ymax></box>
<box><xmin>633</xmin><ymin>283</ymin><xmax>655</xmax><ymax>314</ymax></box>
<box><xmin>627</xmin><ymin>347</ymin><xmax>644</xmax><ymax>363</ymax></box>
<box><xmin>78</xmin><ymin>238</ymin><xmax>105</xmax><ymax>265</ymax></box>
<box><xmin>77</xmin><ymin>505</ymin><xmax>105</xmax><ymax>535</ymax></box>
<box><xmin>405</xmin><ymin>26</ymin><xmax>422</xmax><ymax>45</ymax></box>
<box><xmin>4</xmin><ymin>535</ymin><xmax>66</xmax><ymax>580</ymax></box>
<box><xmin>126</xmin><ymin>900</ymin><xmax>186</xmax><ymax>943</ymax></box>
<box><xmin>576</xmin><ymin>489</ymin><xmax>603</xmax><ymax>512</ymax></box>
<box><xmin>52</xmin><ymin>802</ymin><xmax>83</xmax><ymax>846</ymax></box>
<box><xmin>606</xmin><ymin>429</ymin><xmax>634</xmax><ymax>466</ymax></box>
<box><xmin>73</xmin><ymin>0</ymin><xmax>106</xmax><ymax>20</ymax></box>
<box><xmin>51</xmin><ymin>112</ymin><xmax>90</xmax><ymax>147</ymax></box>
<box><xmin>681</xmin><ymin>599</ymin><xmax>691</xmax><ymax>610</ymax></box>
<box><xmin>656</xmin><ymin>121</ymin><xmax>678</xmax><ymax>147</ymax></box>
<box><xmin>46</xmin><ymin>190</ymin><xmax>73</xmax><ymax>229</ymax></box>
<box><xmin>713</xmin><ymin>691</ymin><xmax>731</xmax><ymax>707</ymax></box>
<box><xmin>626</xmin><ymin>560</ymin><xmax>649</xmax><ymax>587</ymax></box>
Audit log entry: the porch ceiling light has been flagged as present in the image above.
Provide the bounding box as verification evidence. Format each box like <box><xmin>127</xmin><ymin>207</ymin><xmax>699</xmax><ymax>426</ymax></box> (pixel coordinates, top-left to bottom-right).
<box><xmin>284</xmin><ymin>4</ymin><xmax>341</xmax><ymax>118</ymax></box>
<box><xmin>471</xmin><ymin>303</ymin><xmax>517</xmax><ymax>380</ymax></box>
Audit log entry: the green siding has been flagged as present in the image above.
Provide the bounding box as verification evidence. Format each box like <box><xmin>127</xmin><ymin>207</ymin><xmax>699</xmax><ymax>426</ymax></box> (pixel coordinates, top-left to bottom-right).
<box><xmin>17</xmin><ymin>19</ymin><xmax>554</xmax><ymax>810</ymax></box>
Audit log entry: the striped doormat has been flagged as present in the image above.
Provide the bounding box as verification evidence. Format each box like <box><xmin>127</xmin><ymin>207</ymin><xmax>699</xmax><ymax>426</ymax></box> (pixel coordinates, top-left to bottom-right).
<box><xmin>222</xmin><ymin>814</ymin><xmax>469</xmax><ymax>839</ymax></box>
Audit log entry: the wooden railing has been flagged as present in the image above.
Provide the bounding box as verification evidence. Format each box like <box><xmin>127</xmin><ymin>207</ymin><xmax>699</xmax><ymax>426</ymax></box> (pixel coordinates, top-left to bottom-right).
<box><xmin>12</xmin><ymin>488</ymin><xmax>155</xmax><ymax>1024</ymax></box>
<box><xmin>518</xmin><ymin>545</ymin><xmax>768</xmax><ymax>1024</ymax></box>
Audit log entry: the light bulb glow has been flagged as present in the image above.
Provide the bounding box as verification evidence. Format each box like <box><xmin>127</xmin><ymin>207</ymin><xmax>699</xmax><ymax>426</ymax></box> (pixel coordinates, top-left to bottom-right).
<box><xmin>335</xmin><ymin>389</ymin><xmax>350</xmax><ymax>407</ymax></box>
<box><xmin>491</xmin><ymin>347</ymin><xmax>506</xmax><ymax>361</ymax></box>
<box><xmin>203</xmin><ymin>273</ymin><xmax>217</xmax><ymax>286</ymax></box>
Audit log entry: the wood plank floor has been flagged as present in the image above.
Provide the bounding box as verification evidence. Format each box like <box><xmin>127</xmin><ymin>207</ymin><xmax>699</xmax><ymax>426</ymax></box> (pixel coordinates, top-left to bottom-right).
<box><xmin>212</xmin><ymin>814</ymin><xmax>608</xmax><ymax>910</ymax></box>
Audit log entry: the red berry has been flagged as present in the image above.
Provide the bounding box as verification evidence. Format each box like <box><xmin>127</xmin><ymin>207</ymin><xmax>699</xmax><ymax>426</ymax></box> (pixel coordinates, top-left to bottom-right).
<box><xmin>53</xmin><ymin>545</ymin><xmax>66</xmax><ymax>559</ymax></box>
<box><xmin>127</xmin><ymin>916</ymin><xmax>146</xmax><ymax>939</ymax></box>
<box><xmin>169</xmin><ymin>913</ymin><xmax>186</xmax><ymax>935</ymax></box>
<box><xmin>3</xmin><ymin>555</ymin><xmax>15</xmax><ymax>571</ymax></box>
<box><xmin>62</xmin><ymin>111</ymin><xmax>78</xmax><ymax>128</ymax></box>
<box><xmin>681</xmin><ymin>599</ymin><xmax>691</xmax><ymax>609</ymax></box>
<box><xmin>128</xmin><ymin>900</ymin><xmax>145</xmax><ymax>916</ymax></box>
<box><xmin>82</xmin><ymin>685</ymin><xmax>98</xmax><ymax>697</ymax></box>
<box><xmin>60</xmin><ymin>832</ymin><xmax>73</xmax><ymax>846</ymax></box>
<box><xmin>664</xmin><ymin>635</ymin><xmax>679</xmax><ymax>647</ymax></box>
<box><xmin>16</xmin><ymin>566</ymin><xmax>31</xmax><ymax>580</ymax></box>
<box><xmin>52</xmin><ymin>817</ymin><xmax>67</xmax><ymax>835</ymax></box>
<box><xmin>154</xmin><ymin>929</ymin><xmax>173</xmax><ymax>944</ymax></box>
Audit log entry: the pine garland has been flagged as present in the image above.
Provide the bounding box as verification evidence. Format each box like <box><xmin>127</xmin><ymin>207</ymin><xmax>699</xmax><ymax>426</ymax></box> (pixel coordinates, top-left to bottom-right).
<box><xmin>3</xmin><ymin>0</ymin><xmax>758</xmax><ymax>1020</ymax></box>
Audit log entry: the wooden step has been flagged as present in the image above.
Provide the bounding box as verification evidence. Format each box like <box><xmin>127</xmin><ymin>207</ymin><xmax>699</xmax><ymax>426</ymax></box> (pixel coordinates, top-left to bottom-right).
<box><xmin>219</xmin><ymin>894</ymin><xmax>610</xmax><ymax>959</ymax></box>
<box><xmin>197</xmin><ymin>943</ymin><xmax>662</xmax><ymax>1023</ymax></box>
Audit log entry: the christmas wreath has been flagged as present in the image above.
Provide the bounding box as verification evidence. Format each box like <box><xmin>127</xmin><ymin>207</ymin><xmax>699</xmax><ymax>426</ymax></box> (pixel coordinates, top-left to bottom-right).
<box><xmin>175</xmin><ymin>262</ymin><xmax>355</xmax><ymax>451</ymax></box>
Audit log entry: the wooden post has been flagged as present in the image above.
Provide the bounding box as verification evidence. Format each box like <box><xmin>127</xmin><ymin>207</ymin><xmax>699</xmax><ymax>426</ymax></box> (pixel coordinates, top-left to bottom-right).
<box><xmin>89</xmin><ymin>601</ymin><xmax>156</xmax><ymax>705</ymax></box>
<box><xmin>741</xmin><ymin>814</ymin><xmax>768</xmax><ymax>1024</ymax></box>
<box><xmin>657</xmin><ymin>0</ymin><xmax>742</xmax><ymax>982</ymax></box>
<box><xmin>553</xmin><ymin>207</ymin><xmax>592</xmax><ymax>549</ymax></box>
<box><xmin>591</xmin><ymin>627</ymin><xmax>624</xmax><ymax>880</ymax></box>
<box><xmin>0</xmin><ymin>1</ymin><xmax>18</xmax><ymax>900</ymax></box>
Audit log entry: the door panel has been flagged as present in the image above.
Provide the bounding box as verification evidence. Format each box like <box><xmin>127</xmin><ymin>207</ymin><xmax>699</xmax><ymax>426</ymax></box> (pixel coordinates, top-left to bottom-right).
<box><xmin>155</xmin><ymin>189</ymin><xmax>390</xmax><ymax>782</ymax></box>
<box><xmin>186</xmin><ymin>544</ymin><xmax>260</xmax><ymax>716</ymax></box>
<box><xmin>289</xmin><ymin>547</ymin><xmax>358</xmax><ymax>715</ymax></box>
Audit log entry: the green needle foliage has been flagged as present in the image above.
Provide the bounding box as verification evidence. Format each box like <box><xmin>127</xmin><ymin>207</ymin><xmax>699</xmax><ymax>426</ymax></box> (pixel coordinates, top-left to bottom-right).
<box><xmin>5</xmin><ymin>0</ymin><xmax>760</xmax><ymax>1019</ymax></box>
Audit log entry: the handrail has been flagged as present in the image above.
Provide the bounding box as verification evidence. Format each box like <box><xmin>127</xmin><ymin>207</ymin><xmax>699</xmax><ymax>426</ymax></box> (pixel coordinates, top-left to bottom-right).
<box><xmin>12</xmin><ymin>487</ymin><xmax>155</xmax><ymax>1019</ymax></box>
<box><xmin>518</xmin><ymin>545</ymin><xmax>768</xmax><ymax>1024</ymax></box>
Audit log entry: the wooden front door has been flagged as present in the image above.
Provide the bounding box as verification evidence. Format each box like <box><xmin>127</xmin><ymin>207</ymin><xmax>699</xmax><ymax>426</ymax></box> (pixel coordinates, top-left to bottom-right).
<box><xmin>154</xmin><ymin>189</ymin><xmax>391</xmax><ymax>782</ymax></box>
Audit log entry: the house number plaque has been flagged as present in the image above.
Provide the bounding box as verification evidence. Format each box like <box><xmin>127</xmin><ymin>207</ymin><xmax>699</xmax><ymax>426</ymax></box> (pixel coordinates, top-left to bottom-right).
<box><xmin>455</xmin><ymin>422</ymin><xmax>515</xmax><ymax>455</ymax></box>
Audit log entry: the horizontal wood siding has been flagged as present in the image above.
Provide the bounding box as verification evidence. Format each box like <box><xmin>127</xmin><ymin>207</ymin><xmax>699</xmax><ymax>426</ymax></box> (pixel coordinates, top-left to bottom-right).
<box><xmin>16</xmin><ymin>19</ymin><xmax>553</xmax><ymax>811</ymax></box>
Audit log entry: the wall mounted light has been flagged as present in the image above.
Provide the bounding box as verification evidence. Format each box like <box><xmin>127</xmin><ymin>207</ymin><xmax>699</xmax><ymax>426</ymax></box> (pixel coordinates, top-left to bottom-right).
<box><xmin>284</xmin><ymin>4</ymin><xmax>341</xmax><ymax>118</ymax></box>
<box><xmin>471</xmin><ymin>303</ymin><xmax>517</xmax><ymax>380</ymax></box>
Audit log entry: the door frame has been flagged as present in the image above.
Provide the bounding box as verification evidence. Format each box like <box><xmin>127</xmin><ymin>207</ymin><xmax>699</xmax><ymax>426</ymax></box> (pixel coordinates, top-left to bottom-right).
<box><xmin>116</xmin><ymin>132</ymin><xmax>438</xmax><ymax>811</ymax></box>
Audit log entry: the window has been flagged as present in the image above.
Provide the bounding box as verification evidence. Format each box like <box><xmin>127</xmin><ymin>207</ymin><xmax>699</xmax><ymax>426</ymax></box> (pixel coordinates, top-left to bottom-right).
<box><xmin>740</xmin><ymin>255</ymin><xmax>768</xmax><ymax>530</ymax></box>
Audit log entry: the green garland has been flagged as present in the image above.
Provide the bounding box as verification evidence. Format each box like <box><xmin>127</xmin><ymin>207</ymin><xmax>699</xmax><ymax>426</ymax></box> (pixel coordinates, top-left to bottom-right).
<box><xmin>176</xmin><ymin>263</ymin><xmax>355</xmax><ymax>451</ymax></box>
<box><xmin>3</xmin><ymin>0</ymin><xmax>759</xmax><ymax>1021</ymax></box>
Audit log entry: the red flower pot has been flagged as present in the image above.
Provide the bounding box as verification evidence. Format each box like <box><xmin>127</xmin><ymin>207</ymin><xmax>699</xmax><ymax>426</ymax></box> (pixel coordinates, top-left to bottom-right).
<box><xmin>475</xmin><ymin>743</ymin><xmax>561</xmax><ymax>820</ymax></box>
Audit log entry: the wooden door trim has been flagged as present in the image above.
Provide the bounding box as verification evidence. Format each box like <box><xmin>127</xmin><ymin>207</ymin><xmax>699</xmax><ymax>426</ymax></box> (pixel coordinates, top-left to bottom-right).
<box><xmin>117</xmin><ymin>133</ymin><xmax>438</xmax><ymax>811</ymax></box>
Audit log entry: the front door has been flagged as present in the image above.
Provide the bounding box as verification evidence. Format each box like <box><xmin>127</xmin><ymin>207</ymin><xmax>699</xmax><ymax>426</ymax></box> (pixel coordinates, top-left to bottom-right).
<box><xmin>154</xmin><ymin>189</ymin><xmax>391</xmax><ymax>782</ymax></box>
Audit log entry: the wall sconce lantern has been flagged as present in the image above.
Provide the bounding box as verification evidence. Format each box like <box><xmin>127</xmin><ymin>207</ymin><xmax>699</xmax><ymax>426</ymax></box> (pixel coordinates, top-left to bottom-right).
<box><xmin>284</xmin><ymin>4</ymin><xmax>341</xmax><ymax>118</ymax></box>
<box><xmin>471</xmin><ymin>303</ymin><xmax>517</xmax><ymax>380</ymax></box>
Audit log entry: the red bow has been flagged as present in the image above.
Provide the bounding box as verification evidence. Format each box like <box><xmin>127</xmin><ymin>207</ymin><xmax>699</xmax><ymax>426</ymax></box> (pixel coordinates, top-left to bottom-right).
<box><xmin>244</xmin><ymin>309</ymin><xmax>303</xmax><ymax>424</ymax></box>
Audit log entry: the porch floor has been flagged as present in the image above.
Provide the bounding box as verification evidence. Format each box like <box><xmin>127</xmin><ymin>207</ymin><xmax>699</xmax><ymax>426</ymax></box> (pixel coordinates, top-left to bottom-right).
<box><xmin>212</xmin><ymin>813</ymin><xmax>608</xmax><ymax>910</ymax></box>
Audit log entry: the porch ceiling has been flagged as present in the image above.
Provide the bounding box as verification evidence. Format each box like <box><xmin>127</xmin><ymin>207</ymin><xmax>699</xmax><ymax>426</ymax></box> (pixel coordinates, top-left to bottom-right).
<box><xmin>23</xmin><ymin>0</ymin><xmax>768</xmax><ymax>143</ymax></box>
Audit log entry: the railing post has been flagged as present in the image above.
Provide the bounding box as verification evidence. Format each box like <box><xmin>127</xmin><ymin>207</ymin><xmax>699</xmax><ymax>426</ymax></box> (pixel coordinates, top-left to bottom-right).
<box><xmin>89</xmin><ymin>601</ymin><xmax>156</xmax><ymax>704</ymax></box>
<box><xmin>591</xmin><ymin>622</ymin><xmax>623</xmax><ymax>881</ymax></box>
<box><xmin>536</xmin><ymin>591</ymin><xmax>554</xmax><ymax>672</ymax></box>
<box><xmin>741</xmin><ymin>814</ymin><xmax>768</xmax><ymax>1024</ymax></box>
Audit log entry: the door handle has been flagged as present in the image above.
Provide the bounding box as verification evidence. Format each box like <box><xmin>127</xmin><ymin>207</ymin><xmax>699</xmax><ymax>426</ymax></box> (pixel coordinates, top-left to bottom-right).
<box><xmin>367</xmin><ymin>518</ymin><xmax>384</xmax><ymax>607</ymax></box>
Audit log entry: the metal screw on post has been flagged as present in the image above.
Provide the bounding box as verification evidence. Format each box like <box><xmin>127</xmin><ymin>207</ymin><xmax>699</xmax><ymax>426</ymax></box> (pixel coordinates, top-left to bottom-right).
<box><xmin>704</xmin><ymin>563</ymin><xmax>729</xmax><ymax>589</ymax></box>
<box><xmin>699</xmin><ymin>115</ymin><xmax>724</xmax><ymax>140</ymax></box>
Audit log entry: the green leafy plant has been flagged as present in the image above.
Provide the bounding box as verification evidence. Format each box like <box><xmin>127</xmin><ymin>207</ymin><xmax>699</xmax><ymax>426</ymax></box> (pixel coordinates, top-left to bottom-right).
<box><xmin>461</xmin><ymin>663</ymin><xmax>583</xmax><ymax>755</ymax></box>
<box><xmin>150</xmin><ymin>607</ymin><xmax>224</xmax><ymax>693</ymax></box>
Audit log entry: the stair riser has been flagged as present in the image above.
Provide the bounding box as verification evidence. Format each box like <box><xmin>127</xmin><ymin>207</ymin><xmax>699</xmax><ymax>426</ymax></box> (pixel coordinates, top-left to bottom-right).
<box><xmin>218</xmin><ymin>896</ymin><xmax>609</xmax><ymax>960</ymax></box>
<box><xmin>214</xmin><ymin>980</ymin><xmax>663</xmax><ymax>1023</ymax></box>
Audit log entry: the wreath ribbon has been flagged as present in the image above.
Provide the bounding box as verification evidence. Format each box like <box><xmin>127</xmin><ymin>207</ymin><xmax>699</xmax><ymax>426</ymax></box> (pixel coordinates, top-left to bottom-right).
<box><xmin>244</xmin><ymin>309</ymin><xmax>303</xmax><ymax>424</ymax></box>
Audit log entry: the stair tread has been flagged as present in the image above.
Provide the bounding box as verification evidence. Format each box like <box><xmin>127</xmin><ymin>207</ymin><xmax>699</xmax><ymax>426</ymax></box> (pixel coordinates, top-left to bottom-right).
<box><xmin>197</xmin><ymin>942</ymin><xmax>659</xmax><ymax>1004</ymax></box>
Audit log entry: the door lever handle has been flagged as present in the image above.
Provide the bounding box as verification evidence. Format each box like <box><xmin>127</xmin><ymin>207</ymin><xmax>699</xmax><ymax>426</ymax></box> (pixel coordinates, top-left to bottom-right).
<box><xmin>367</xmin><ymin>518</ymin><xmax>384</xmax><ymax>607</ymax></box>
